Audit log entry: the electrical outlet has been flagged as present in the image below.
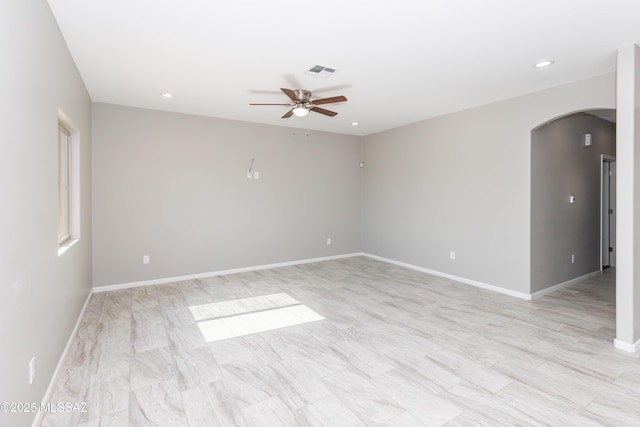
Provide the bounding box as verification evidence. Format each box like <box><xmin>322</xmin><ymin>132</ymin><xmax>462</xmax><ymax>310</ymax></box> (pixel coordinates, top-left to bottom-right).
<box><xmin>29</xmin><ymin>357</ymin><xmax>35</xmax><ymax>385</ymax></box>
<box><xmin>450</xmin><ymin>251</ymin><xmax>456</xmax><ymax>260</ymax></box>
<box><xmin>326</xmin><ymin>238</ymin><xmax>332</xmax><ymax>245</ymax></box>
<box><xmin>253</xmin><ymin>171</ymin><xmax>260</xmax><ymax>180</ymax></box>
<box><xmin>571</xmin><ymin>254</ymin><xmax>575</xmax><ymax>264</ymax></box>
<box><xmin>143</xmin><ymin>255</ymin><xmax>150</xmax><ymax>264</ymax></box>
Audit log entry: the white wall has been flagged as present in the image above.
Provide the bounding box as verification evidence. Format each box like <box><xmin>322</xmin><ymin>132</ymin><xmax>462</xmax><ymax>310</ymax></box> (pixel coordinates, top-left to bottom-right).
<box><xmin>362</xmin><ymin>74</ymin><xmax>615</xmax><ymax>294</ymax></box>
<box><xmin>0</xmin><ymin>1</ymin><xmax>92</xmax><ymax>426</ymax></box>
<box><xmin>616</xmin><ymin>44</ymin><xmax>640</xmax><ymax>349</ymax></box>
<box><xmin>92</xmin><ymin>104</ymin><xmax>363</xmax><ymax>287</ymax></box>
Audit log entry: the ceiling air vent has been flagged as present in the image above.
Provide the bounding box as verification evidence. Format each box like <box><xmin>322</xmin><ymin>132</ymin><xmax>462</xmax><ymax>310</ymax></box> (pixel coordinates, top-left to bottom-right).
<box><xmin>305</xmin><ymin>65</ymin><xmax>337</xmax><ymax>79</ymax></box>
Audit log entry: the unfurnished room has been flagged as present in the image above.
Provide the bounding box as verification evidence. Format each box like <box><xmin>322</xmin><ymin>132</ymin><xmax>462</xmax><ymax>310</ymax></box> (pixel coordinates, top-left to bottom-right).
<box><xmin>2</xmin><ymin>1</ymin><xmax>640</xmax><ymax>426</ymax></box>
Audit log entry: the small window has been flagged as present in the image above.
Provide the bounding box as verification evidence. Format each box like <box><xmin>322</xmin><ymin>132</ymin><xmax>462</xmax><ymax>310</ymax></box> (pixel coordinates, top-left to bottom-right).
<box><xmin>57</xmin><ymin>110</ymin><xmax>80</xmax><ymax>255</ymax></box>
<box><xmin>58</xmin><ymin>122</ymin><xmax>71</xmax><ymax>245</ymax></box>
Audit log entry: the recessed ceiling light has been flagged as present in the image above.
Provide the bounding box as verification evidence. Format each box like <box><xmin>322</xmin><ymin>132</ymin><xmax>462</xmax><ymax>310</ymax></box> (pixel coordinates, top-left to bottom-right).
<box><xmin>161</xmin><ymin>92</ymin><xmax>174</xmax><ymax>98</ymax></box>
<box><xmin>352</xmin><ymin>122</ymin><xmax>359</xmax><ymax>126</ymax></box>
<box><xmin>534</xmin><ymin>60</ymin><xmax>554</xmax><ymax>68</ymax></box>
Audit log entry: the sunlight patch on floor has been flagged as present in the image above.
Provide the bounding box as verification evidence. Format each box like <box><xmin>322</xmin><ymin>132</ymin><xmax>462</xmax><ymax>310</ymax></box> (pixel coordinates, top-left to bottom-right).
<box><xmin>190</xmin><ymin>292</ymin><xmax>300</xmax><ymax>321</ymax></box>
<box><xmin>190</xmin><ymin>293</ymin><xmax>324</xmax><ymax>342</ymax></box>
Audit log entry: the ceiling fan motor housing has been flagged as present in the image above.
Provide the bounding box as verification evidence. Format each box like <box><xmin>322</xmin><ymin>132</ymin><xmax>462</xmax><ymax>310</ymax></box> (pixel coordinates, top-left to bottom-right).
<box><xmin>294</xmin><ymin>89</ymin><xmax>312</xmax><ymax>103</ymax></box>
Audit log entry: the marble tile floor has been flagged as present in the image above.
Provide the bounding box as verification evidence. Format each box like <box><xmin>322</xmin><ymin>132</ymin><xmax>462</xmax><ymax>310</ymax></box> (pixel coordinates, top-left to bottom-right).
<box><xmin>39</xmin><ymin>257</ymin><xmax>640</xmax><ymax>427</ymax></box>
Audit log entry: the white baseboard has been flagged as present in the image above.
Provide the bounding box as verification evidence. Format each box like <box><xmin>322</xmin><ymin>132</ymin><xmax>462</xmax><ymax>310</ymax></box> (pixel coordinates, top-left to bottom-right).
<box><xmin>94</xmin><ymin>253</ymin><xmax>604</xmax><ymax>303</ymax></box>
<box><xmin>362</xmin><ymin>253</ymin><xmax>532</xmax><ymax>300</ymax></box>
<box><xmin>93</xmin><ymin>253</ymin><xmax>364</xmax><ymax>293</ymax></box>
<box><xmin>32</xmin><ymin>290</ymin><xmax>93</xmax><ymax>427</ymax></box>
<box><xmin>614</xmin><ymin>338</ymin><xmax>640</xmax><ymax>353</ymax></box>
<box><xmin>529</xmin><ymin>270</ymin><xmax>602</xmax><ymax>300</ymax></box>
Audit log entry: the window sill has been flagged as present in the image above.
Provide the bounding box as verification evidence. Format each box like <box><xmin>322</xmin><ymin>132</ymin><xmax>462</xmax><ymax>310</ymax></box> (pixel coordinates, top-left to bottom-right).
<box><xmin>58</xmin><ymin>238</ymin><xmax>79</xmax><ymax>256</ymax></box>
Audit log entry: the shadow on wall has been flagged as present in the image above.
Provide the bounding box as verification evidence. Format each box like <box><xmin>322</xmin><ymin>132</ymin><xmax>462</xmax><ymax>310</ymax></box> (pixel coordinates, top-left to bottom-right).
<box><xmin>530</xmin><ymin>109</ymin><xmax>616</xmax><ymax>293</ymax></box>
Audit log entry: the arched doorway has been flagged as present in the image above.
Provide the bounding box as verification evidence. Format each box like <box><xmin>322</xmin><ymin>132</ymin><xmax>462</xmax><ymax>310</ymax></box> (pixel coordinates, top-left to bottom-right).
<box><xmin>530</xmin><ymin>109</ymin><xmax>616</xmax><ymax>294</ymax></box>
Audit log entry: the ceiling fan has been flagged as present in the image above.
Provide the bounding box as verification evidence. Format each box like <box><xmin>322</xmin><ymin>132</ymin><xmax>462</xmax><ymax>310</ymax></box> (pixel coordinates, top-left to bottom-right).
<box><xmin>250</xmin><ymin>88</ymin><xmax>347</xmax><ymax>118</ymax></box>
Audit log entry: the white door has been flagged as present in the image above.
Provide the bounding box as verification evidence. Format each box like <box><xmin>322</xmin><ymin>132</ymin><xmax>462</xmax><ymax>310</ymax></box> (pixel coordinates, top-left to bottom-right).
<box><xmin>602</xmin><ymin>160</ymin><xmax>610</xmax><ymax>267</ymax></box>
<box><xmin>610</xmin><ymin>160</ymin><xmax>616</xmax><ymax>267</ymax></box>
<box><xmin>602</xmin><ymin>157</ymin><xmax>616</xmax><ymax>268</ymax></box>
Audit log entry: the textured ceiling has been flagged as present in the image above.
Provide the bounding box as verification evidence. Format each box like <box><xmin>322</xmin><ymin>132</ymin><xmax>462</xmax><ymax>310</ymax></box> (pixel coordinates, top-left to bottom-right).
<box><xmin>47</xmin><ymin>0</ymin><xmax>640</xmax><ymax>136</ymax></box>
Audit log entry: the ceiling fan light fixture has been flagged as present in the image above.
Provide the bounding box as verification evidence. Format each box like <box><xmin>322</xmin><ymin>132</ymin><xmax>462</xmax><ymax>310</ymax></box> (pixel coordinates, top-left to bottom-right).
<box><xmin>293</xmin><ymin>106</ymin><xmax>309</xmax><ymax>117</ymax></box>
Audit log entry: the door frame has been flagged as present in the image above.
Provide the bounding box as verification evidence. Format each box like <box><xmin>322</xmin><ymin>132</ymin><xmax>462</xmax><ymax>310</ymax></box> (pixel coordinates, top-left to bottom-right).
<box><xmin>601</xmin><ymin>154</ymin><xmax>616</xmax><ymax>271</ymax></box>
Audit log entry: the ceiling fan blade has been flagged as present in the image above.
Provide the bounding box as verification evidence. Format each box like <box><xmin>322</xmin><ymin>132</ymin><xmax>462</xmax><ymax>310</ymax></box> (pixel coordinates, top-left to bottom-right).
<box><xmin>249</xmin><ymin>103</ymin><xmax>292</xmax><ymax>106</ymax></box>
<box><xmin>282</xmin><ymin>109</ymin><xmax>294</xmax><ymax>118</ymax></box>
<box><xmin>310</xmin><ymin>107</ymin><xmax>338</xmax><ymax>117</ymax></box>
<box><xmin>280</xmin><ymin>88</ymin><xmax>298</xmax><ymax>101</ymax></box>
<box><xmin>312</xmin><ymin>95</ymin><xmax>347</xmax><ymax>105</ymax></box>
